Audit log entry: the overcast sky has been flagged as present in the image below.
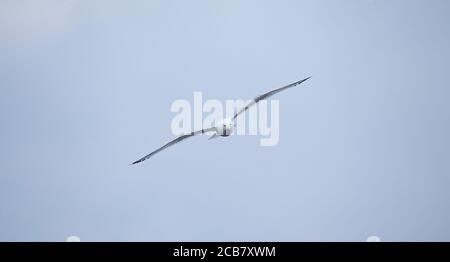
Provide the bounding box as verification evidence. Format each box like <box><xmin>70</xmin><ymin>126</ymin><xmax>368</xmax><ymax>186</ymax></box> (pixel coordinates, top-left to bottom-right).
<box><xmin>1</xmin><ymin>0</ymin><xmax>449</xmax><ymax>241</ymax></box>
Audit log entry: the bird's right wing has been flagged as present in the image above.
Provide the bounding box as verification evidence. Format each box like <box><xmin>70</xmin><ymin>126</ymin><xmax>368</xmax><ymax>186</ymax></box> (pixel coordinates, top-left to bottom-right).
<box><xmin>131</xmin><ymin>126</ymin><xmax>216</xmax><ymax>165</ymax></box>
<box><xmin>232</xmin><ymin>77</ymin><xmax>311</xmax><ymax>121</ymax></box>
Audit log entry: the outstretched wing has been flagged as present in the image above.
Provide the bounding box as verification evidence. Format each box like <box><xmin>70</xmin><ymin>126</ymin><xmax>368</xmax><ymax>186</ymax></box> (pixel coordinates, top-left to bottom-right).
<box><xmin>131</xmin><ymin>127</ymin><xmax>216</xmax><ymax>165</ymax></box>
<box><xmin>232</xmin><ymin>77</ymin><xmax>311</xmax><ymax>120</ymax></box>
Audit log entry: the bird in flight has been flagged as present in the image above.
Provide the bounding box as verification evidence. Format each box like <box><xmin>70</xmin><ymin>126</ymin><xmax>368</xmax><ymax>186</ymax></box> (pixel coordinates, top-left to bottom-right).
<box><xmin>131</xmin><ymin>77</ymin><xmax>311</xmax><ymax>165</ymax></box>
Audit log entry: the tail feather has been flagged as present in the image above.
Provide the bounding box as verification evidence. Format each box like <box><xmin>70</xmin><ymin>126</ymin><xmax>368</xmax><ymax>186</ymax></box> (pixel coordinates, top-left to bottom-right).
<box><xmin>208</xmin><ymin>133</ymin><xmax>219</xmax><ymax>140</ymax></box>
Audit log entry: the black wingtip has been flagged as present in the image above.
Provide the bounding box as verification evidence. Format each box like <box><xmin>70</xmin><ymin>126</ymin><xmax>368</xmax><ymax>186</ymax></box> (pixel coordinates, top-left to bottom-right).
<box><xmin>293</xmin><ymin>77</ymin><xmax>311</xmax><ymax>86</ymax></box>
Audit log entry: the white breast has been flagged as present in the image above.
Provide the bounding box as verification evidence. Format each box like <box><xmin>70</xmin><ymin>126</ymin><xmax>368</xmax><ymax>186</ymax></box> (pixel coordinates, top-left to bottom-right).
<box><xmin>215</xmin><ymin>118</ymin><xmax>234</xmax><ymax>136</ymax></box>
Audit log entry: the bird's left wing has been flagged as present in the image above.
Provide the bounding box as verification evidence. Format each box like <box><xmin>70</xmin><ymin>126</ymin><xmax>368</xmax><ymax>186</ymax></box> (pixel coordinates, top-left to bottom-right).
<box><xmin>232</xmin><ymin>77</ymin><xmax>311</xmax><ymax>121</ymax></box>
<box><xmin>131</xmin><ymin>127</ymin><xmax>216</xmax><ymax>165</ymax></box>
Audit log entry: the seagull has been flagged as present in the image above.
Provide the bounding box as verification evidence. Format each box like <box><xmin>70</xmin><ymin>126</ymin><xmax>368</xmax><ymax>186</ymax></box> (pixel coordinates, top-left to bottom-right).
<box><xmin>131</xmin><ymin>77</ymin><xmax>311</xmax><ymax>165</ymax></box>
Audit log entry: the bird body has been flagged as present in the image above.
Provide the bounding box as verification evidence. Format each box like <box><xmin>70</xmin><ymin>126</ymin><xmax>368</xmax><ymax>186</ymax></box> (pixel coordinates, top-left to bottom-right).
<box><xmin>215</xmin><ymin>118</ymin><xmax>234</xmax><ymax>137</ymax></box>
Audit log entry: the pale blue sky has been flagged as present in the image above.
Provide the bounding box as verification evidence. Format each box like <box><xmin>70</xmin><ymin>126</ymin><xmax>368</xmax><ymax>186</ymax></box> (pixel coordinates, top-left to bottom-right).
<box><xmin>1</xmin><ymin>0</ymin><xmax>449</xmax><ymax>241</ymax></box>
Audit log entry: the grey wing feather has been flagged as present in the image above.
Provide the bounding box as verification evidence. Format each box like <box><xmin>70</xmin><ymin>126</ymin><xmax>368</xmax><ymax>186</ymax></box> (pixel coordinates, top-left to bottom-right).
<box><xmin>131</xmin><ymin>127</ymin><xmax>216</xmax><ymax>165</ymax></box>
<box><xmin>232</xmin><ymin>77</ymin><xmax>311</xmax><ymax>120</ymax></box>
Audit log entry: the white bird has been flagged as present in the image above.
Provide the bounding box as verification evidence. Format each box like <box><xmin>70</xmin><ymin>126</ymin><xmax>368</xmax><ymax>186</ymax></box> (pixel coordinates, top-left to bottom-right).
<box><xmin>131</xmin><ymin>77</ymin><xmax>311</xmax><ymax>165</ymax></box>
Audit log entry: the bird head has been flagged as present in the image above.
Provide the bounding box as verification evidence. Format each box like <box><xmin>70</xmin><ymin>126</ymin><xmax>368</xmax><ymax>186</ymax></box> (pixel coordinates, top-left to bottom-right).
<box><xmin>216</xmin><ymin>118</ymin><xmax>234</xmax><ymax>136</ymax></box>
